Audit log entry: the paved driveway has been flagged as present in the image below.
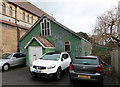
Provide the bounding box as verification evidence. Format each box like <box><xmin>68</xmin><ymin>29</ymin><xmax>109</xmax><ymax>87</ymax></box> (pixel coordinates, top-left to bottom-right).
<box><xmin>2</xmin><ymin>66</ymin><xmax>115</xmax><ymax>87</ymax></box>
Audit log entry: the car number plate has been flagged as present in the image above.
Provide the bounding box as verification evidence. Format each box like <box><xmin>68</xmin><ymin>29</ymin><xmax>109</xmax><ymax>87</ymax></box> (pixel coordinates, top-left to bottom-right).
<box><xmin>34</xmin><ymin>70</ymin><xmax>41</xmax><ymax>73</ymax></box>
<box><xmin>78</xmin><ymin>75</ymin><xmax>90</xmax><ymax>79</ymax></box>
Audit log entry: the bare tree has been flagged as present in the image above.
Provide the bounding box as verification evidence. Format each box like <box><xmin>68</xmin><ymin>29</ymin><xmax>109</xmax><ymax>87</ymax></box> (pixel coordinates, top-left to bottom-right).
<box><xmin>93</xmin><ymin>7</ymin><xmax>120</xmax><ymax>47</ymax></box>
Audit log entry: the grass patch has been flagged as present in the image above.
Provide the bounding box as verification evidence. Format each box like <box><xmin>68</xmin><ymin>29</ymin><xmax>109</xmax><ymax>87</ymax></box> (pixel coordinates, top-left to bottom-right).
<box><xmin>21</xmin><ymin>66</ymin><xmax>29</xmax><ymax>70</ymax></box>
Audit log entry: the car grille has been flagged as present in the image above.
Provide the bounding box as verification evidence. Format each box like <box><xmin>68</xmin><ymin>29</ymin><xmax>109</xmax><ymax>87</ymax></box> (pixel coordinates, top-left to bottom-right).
<box><xmin>33</xmin><ymin>66</ymin><xmax>46</xmax><ymax>70</ymax></box>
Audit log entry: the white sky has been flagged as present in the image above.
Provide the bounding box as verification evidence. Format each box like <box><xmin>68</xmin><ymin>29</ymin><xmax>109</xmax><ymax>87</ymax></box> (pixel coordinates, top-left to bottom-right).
<box><xmin>28</xmin><ymin>0</ymin><xmax>119</xmax><ymax>35</ymax></box>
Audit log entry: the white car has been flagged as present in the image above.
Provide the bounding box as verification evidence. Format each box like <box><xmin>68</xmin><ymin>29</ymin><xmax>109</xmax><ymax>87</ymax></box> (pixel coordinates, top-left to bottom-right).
<box><xmin>30</xmin><ymin>52</ymin><xmax>71</xmax><ymax>80</ymax></box>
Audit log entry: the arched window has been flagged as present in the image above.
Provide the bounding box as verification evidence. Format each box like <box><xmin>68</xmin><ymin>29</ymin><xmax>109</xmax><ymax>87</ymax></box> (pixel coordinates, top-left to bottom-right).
<box><xmin>2</xmin><ymin>3</ymin><xmax>6</xmax><ymax>14</ymax></box>
<box><xmin>23</xmin><ymin>12</ymin><xmax>25</xmax><ymax>21</ymax></box>
<box><xmin>41</xmin><ymin>18</ymin><xmax>51</xmax><ymax>36</ymax></box>
<box><xmin>31</xmin><ymin>16</ymin><xmax>33</xmax><ymax>23</ymax></box>
<box><xmin>27</xmin><ymin>15</ymin><xmax>29</xmax><ymax>22</ymax></box>
<box><xmin>9</xmin><ymin>6</ymin><xmax>12</xmax><ymax>16</ymax></box>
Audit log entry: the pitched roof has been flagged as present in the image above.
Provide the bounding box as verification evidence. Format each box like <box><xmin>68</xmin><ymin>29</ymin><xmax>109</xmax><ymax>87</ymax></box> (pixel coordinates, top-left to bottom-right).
<box><xmin>24</xmin><ymin>35</ymin><xmax>55</xmax><ymax>49</ymax></box>
<box><xmin>8</xmin><ymin>0</ymin><xmax>54</xmax><ymax>20</ymax></box>
<box><xmin>20</xmin><ymin>15</ymin><xmax>90</xmax><ymax>43</ymax></box>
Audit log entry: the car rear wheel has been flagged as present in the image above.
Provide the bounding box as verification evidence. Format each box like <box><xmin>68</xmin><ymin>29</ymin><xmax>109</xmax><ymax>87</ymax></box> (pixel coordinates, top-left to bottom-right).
<box><xmin>55</xmin><ymin>68</ymin><xmax>61</xmax><ymax>80</ymax></box>
<box><xmin>3</xmin><ymin>64</ymin><xmax>9</xmax><ymax>71</ymax></box>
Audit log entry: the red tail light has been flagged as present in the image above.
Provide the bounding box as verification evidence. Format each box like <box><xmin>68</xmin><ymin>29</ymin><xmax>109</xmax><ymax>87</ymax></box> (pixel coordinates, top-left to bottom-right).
<box><xmin>96</xmin><ymin>66</ymin><xmax>102</xmax><ymax>72</ymax></box>
<box><xmin>70</xmin><ymin>64</ymin><xmax>74</xmax><ymax>70</ymax></box>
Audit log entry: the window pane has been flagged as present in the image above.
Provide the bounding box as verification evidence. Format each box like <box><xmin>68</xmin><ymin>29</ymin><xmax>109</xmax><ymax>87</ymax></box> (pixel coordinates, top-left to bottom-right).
<box><xmin>47</xmin><ymin>22</ymin><xmax>49</xmax><ymax>28</ymax></box>
<box><xmin>45</xmin><ymin>30</ymin><xmax>47</xmax><ymax>36</ymax></box>
<box><xmin>31</xmin><ymin>16</ymin><xmax>33</xmax><ymax>23</ymax></box>
<box><xmin>9</xmin><ymin>6</ymin><xmax>12</xmax><ymax>16</ymax></box>
<box><xmin>13</xmin><ymin>54</ymin><xmax>20</xmax><ymax>58</ymax></box>
<box><xmin>42</xmin><ymin>23</ymin><xmax>44</xmax><ymax>29</ymax></box>
<box><xmin>23</xmin><ymin>12</ymin><xmax>25</xmax><ymax>21</ymax></box>
<box><xmin>48</xmin><ymin>29</ymin><xmax>50</xmax><ymax>36</ymax></box>
<box><xmin>73</xmin><ymin>58</ymin><xmax>98</xmax><ymax>65</ymax></box>
<box><xmin>41</xmin><ymin>54</ymin><xmax>60</xmax><ymax>60</ymax></box>
<box><xmin>65</xmin><ymin>42</ymin><xmax>70</xmax><ymax>45</ymax></box>
<box><xmin>2</xmin><ymin>4</ymin><xmax>6</xmax><ymax>14</ymax></box>
<box><xmin>44</xmin><ymin>19</ymin><xmax>47</xmax><ymax>28</ymax></box>
<box><xmin>62</xmin><ymin>54</ymin><xmax>68</xmax><ymax>59</ymax></box>
<box><xmin>20</xmin><ymin>53</ymin><xmax>26</xmax><ymax>57</ymax></box>
<box><xmin>27</xmin><ymin>15</ymin><xmax>29</xmax><ymax>22</ymax></box>
<box><xmin>42</xmin><ymin>30</ymin><xmax>44</xmax><ymax>36</ymax></box>
<box><xmin>65</xmin><ymin>45</ymin><xmax>70</xmax><ymax>51</ymax></box>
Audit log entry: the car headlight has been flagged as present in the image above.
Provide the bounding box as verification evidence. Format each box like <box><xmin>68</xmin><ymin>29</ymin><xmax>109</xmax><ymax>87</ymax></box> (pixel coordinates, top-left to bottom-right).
<box><xmin>47</xmin><ymin>64</ymin><xmax>56</xmax><ymax>69</ymax></box>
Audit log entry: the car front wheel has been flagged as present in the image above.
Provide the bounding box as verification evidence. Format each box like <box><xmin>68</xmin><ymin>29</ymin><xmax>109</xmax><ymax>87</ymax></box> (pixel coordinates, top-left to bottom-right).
<box><xmin>3</xmin><ymin>64</ymin><xmax>9</xmax><ymax>71</ymax></box>
<box><xmin>55</xmin><ymin>68</ymin><xmax>61</xmax><ymax>80</ymax></box>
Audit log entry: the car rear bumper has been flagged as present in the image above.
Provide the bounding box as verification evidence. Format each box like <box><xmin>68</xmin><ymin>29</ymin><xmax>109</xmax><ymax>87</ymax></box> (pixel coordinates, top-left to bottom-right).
<box><xmin>69</xmin><ymin>70</ymin><xmax>103</xmax><ymax>82</ymax></box>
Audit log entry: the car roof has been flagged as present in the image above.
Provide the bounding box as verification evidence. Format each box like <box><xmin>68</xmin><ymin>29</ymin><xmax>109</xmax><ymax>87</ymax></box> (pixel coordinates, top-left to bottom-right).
<box><xmin>75</xmin><ymin>56</ymin><xmax>98</xmax><ymax>59</ymax></box>
<box><xmin>46</xmin><ymin>52</ymin><xmax>61</xmax><ymax>54</ymax></box>
<box><xmin>46</xmin><ymin>51</ymin><xmax>68</xmax><ymax>54</ymax></box>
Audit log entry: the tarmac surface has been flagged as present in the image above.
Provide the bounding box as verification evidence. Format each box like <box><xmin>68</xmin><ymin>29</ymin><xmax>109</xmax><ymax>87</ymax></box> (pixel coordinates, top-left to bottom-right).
<box><xmin>2</xmin><ymin>66</ymin><xmax>116</xmax><ymax>87</ymax></box>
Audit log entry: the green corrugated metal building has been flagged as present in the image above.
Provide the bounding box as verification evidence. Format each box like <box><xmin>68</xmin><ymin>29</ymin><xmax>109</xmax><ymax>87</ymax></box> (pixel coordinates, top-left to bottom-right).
<box><xmin>20</xmin><ymin>15</ymin><xmax>92</xmax><ymax>66</ymax></box>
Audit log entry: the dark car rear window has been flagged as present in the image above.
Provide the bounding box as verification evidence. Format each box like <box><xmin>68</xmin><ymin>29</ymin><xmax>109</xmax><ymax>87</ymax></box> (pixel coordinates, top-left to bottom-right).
<box><xmin>73</xmin><ymin>57</ymin><xmax>99</xmax><ymax>65</ymax></box>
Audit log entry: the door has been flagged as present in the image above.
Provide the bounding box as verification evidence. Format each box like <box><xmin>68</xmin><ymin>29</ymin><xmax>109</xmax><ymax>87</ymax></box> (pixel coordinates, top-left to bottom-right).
<box><xmin>61</xmin><ymin>54</ymin><xmax>69</xmax><ymax>70</ymax></box>
<box><xmin>19</xmin><ymin>53</ymin><xmax>26</xmax><ymax>65</ymax></box>
<box><xmin>29</xmin><ymin>47</ymin><xmax>42</xmax><ymax>66</ymax></box>
<box><xmin>12</xmin><ymin>53</ymin><xmax>22</xmax><ymax>66</ymax></box>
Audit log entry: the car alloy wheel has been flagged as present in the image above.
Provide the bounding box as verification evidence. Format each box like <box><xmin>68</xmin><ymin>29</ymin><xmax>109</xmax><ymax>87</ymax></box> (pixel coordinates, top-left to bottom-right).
<box><xmin>3</xmin><ymin>64</ymin><xmax>9</xmax><ymax>71</ymax></box>
<box><xmin>56</xmin><ymin>68</ymin><xmax>61</xmax><ymax>80</ymax></box>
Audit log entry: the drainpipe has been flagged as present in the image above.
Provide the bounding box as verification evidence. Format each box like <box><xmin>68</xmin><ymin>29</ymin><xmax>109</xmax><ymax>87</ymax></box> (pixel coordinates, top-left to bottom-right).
<box><xmin>15</xmin><ymin>5</ymin><xmax>20</xmax><ymax>52</ymax></box>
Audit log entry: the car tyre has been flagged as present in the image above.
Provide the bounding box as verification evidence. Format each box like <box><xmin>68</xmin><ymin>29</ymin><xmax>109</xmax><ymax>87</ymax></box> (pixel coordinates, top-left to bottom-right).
<box><xmin>2</xmin><ymin>64</ymin><xmax>9</xmax><ymax>71</ymax></box>
<box><xmin>55</xmin><ymin>68</ymin><xmax>61</xmax><ymax>80</ymax></box>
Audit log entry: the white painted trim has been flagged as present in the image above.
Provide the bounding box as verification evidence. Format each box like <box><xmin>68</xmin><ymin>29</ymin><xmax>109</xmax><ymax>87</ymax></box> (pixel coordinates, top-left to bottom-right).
<box><xmin>35</xmin><ymin>37</ymin><xmax>46</xmax><ymax>48</ymax></box>
<box><xmin>24</xmin><ymin>36</ymin><xmax>55</xmax><ymax>49</ymax></box>
<box><xmin>24</xmin><ymin>37</ymin><xmax>34</xmax><ymax>49</ymax></box>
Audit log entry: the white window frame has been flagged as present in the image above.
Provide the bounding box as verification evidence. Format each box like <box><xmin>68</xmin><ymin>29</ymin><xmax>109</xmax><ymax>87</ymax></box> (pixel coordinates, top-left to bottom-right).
<box><xmin>64</xmin><ymin>41</ymin><xmax>71</xmax><ymax>52</ymax></box>
<box><xmin>40</xmin><ymin>18</ymin><xmax>51</xmax><ymax>36</ymax></box>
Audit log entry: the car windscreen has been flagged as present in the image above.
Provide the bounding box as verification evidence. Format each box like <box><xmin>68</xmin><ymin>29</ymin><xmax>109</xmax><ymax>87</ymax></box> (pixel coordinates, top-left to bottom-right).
<box><xmin>1</xmin><ymin>53</ymin><xmax>12</xmax><ymax>59</ymax></box>
<box><xmin>73</xmin><ymin>57</ymin><xmax>99</xmax><ymax>65</ymax></box>
<box><xmin>41</xmin><ymin>53</ymin><xmax>60</xmax><ymax>60</ymax></box>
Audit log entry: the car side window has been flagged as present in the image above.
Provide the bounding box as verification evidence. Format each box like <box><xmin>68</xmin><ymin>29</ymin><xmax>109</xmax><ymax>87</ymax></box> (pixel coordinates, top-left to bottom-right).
<box><xmin>13</xmin><ymin>54</ymin><xmax>20</xmax><ymax>58</ymax></box>
<box><xmin>20</xmin><ymin>53</ymin><xmax>26</xmax><ymax>57</ymax></box>
<box><xmin>62</xmin><ymin>54</ymin><xmax>69</xmax><ymax>59</ymax></box>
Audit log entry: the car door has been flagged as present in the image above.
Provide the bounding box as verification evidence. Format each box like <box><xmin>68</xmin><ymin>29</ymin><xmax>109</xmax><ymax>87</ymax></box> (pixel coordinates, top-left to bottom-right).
<box><xmin>61</xmin><ymin>54</ymin><xmax>69</xmax><ymax>70</ymax></box>
<box><xmin>13</xmin><ymin>53</ymin><xmax>23</xmax><ymax>66</ymax></box>
<box><xmin>19</xmin><ymin>53</ymin><xmax>26</xmax><ymax>65</ymax></box>
<box><xmin>12</xmin><ymin>53</ymin><xmax>20</xmax><ymax>66</ymax></box>
<box><xmin>65</xmin><ymin>54</ymin><xmax>70</xmax><ymax>68</ymax></box>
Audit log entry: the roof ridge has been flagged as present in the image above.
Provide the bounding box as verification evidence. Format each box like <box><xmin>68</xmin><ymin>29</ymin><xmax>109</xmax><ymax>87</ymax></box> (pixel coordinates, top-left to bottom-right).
<box><xmin>20</xmin><ymin>15</ymin><xmax>90</xmax><ymax>43</ymax></box>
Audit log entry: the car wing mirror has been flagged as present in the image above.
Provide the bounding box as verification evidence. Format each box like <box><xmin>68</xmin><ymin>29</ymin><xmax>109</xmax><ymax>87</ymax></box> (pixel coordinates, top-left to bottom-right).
<box><xmin>12</xmin><ymin>57</ymin><xmax>16</xmax><ymax>60</ymax></box>
<box><xmin>61</xmin><ymin>58</ymin><xmax>64</xmax><ymax>61</ymax></box>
